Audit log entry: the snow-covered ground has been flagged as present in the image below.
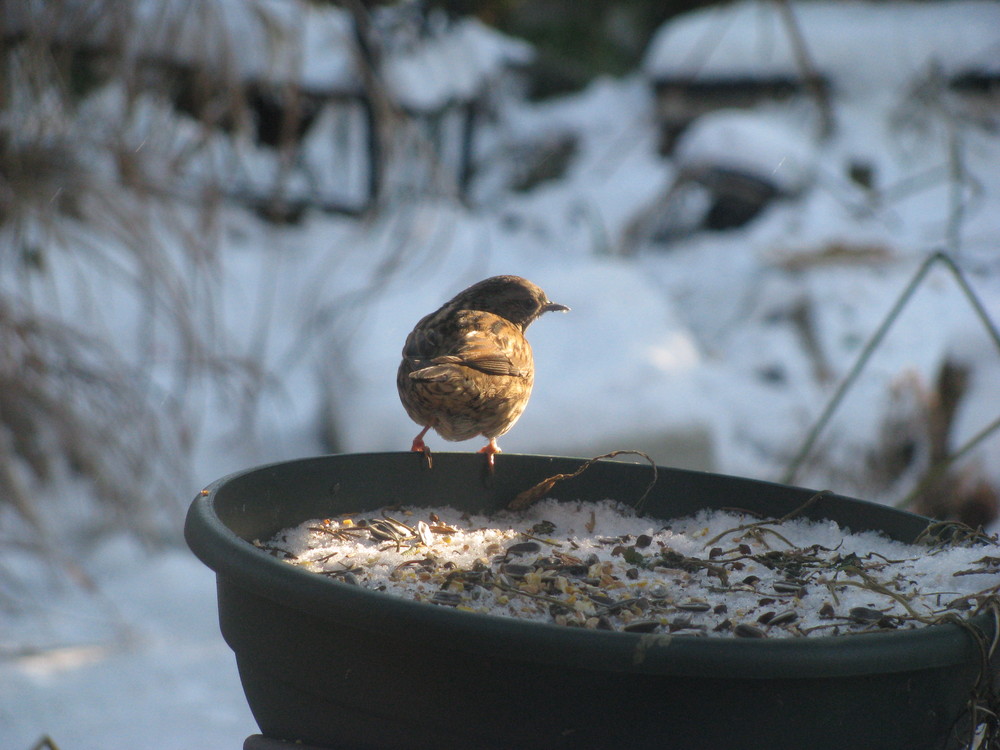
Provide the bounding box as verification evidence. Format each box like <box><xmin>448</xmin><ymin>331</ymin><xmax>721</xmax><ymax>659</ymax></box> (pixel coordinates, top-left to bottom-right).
<box><xmin>3</xmin><ymin>2</ymin><xmax>1000</xmax><ymax>747</ymax></box>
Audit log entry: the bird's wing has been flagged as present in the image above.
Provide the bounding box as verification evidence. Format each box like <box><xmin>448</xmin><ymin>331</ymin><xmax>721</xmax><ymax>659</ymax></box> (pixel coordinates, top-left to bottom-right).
<box><xmin>434</xmin><ymin>350</ymin><xmax>522</xmax><ymax>377</ymax></box>
<box><xmin>409</xmin><ymin>349</ymin><xmax>524</xmax><ymax>380</ymax></box>
<box><xmin>407</xmin><ymin>315</ymin><xmax>529</xmax><ymax>380</ymax></box>
<box><xmin>449</xmin><ymin>314</ymin><xmax>531</xmax><ymax>376</ymax></box>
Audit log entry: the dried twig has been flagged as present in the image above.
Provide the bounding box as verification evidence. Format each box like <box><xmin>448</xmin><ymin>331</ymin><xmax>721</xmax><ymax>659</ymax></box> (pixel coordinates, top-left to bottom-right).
<box><xmin>773</xmin><ymin>0</ymin><xmax>834</xmax><ymax>139</ymax></box>
<box><xmin>30</xmin><ymin>735</ymin><xmax>62</xmax><ymax>750</ymax></box>
<box><xmin>897</xmin><ymin>413</ymin><xmax>1000</xmax><ymax>513</ymax></box>
<box><xmin>508</xmin><ymin>450</ymin><xmax>657</xmax><ymax>511</ymax></box>
<box><xmin>704</xmin><ymin>490</ymin><xmax>831</xmax><ymax>549</ymax></box>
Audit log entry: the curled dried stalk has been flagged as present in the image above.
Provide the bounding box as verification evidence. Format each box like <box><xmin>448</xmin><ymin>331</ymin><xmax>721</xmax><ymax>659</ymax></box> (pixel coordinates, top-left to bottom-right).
<box><xmin>913</xmin><ymin>520</ymin><xmax>997</xmax><ymax>549</ymax></box>
<box><xmin>951</xmin><ymin>598</ymin><xmax>1000</xmax><ymax>748</ymax></box>
<box><xmin>508</xmin><ymin>450</ymin><xmax>657</xmax><ymax>512</ymax></box>
<box><xmin>704</xmin><ymin>490</ymin><xmax>831</xmax><ymax>549</ymax></box>
<box><xmin>833</xmin><ymin>568</ymin><xmax>923</xmax><ymax>621</ymax></box>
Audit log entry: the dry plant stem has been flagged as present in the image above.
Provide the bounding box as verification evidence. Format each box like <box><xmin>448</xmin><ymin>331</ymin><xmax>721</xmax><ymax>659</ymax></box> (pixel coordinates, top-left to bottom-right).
<box><xmin>956</xmin><ymin>600</ymin><xmax>1000</xmax><ymax>749</ymax></box>
<box><xmin>0</xmin><ymin>429</ymin><xmax>43</xmax><ymax>533</ymax></box>
<box><xmin>773</xmin><ymin>0</ymin><xmax>835</xmax><ymax>139</ymax></box>
<box><xmin>703</xmin><ymin>490</ymin><xmax>831</xmax><ymax>549</ymax></box>
<box><xmin>704</xmin><ymin>523</ymin><xmax>794</xmax><ymax>551</ymax></box>
<box><xmin>896</xmin><ymin>413</ymin><xmax>1000</xmax><ymax>511</ymax></box>
<box><xmin>835</xmin><ymin>569</ymin><xmax>923</xmax><ymax>620</ymax></box>
<box><xmin>508</xmin><ymin>450</ymin><xmax>657</xmax><ymax>511</ymax></box>
<box><xmin>927</xmin><ymin>64</ymin><xmax>983</xmax><ymax>263</ymax></box>
<box><xmin>913</xmin><ymin>520</ymin><xmax>996</xmax><ymax>548</ymax></box>
<box><xmin>341</xmin><ymin>0</ymin><xmax>469</xmax><ymax>208</ymax></box>
<box><xmin>342</xmin><ymin>0</ymin><xmax>390</xmax><ymax>206</ymax></box>
<box><xmin>782</xmin><ymin>251</ymin><xmax>1000</xmax><ymax>488</ymax></box>
<box><xmin>946</xmin><ymin>121</ymin><xmax>967</xmax><ymax>259</ymax></box>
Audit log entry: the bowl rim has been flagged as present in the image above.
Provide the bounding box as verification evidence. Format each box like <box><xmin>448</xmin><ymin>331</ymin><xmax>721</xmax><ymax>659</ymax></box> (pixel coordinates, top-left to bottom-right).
<box><xmin>185</xmin><ymin>451</ymin><xmax>996</xmax><ymax>680</ymax></box>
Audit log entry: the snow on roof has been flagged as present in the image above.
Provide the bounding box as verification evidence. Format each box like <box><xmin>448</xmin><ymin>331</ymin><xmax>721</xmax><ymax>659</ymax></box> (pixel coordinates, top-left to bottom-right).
<box><xmin>644</xmin><ymin>1</ymin><xmax>1000</xmax><ymax>94</ymax></box>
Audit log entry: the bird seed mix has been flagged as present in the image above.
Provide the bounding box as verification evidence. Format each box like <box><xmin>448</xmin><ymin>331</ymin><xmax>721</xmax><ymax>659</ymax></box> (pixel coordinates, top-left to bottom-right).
<box><xmin>264</xmin><ymin>499</ymin><xmax>1000</xmax><ymax>637</ymax></box>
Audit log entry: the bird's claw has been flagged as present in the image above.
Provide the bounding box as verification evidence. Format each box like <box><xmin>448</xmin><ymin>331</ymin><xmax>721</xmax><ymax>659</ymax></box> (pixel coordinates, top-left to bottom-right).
<box><xmin>409</xmin><ymin>422</ymin><xmax>435</xmax><ymax>469</ymax></box>
<box><xmin>477</xmin><ymin>439</ymin><xmax>501</xmax><ymax>473</ymax></box>
<box><xmin>411</xmin><ymin>435</ymin><xmax>433</xmax><ymax>469</ymax></box>
<box><xmin>413</xmin><ymin>444</ymin><xmax>433</xmax><ymax>469</ymax></box>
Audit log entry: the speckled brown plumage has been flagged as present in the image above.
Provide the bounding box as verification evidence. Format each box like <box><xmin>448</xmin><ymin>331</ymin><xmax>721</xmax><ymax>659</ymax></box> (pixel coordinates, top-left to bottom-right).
<box><xmin>397</xmin><ymin>275</ymin><xmax>569</xmax><ymax>468</ymax></box>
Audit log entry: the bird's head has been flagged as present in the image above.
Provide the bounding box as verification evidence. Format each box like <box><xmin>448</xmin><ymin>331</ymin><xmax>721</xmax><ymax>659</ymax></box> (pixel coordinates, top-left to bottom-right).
<box><xmin>451</xmin><ymin>275</ymin><xmax>569</xmax><ymax>329</ymax></box>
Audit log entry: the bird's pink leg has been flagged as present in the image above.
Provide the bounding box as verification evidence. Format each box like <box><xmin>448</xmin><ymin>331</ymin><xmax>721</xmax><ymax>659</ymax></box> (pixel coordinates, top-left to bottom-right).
<box><xmin>410</xmin><ymin>424</ymin><xmax>432</xmax><ymax>452</ymax></box>
<box><xmin>410</xmin><ymin>425</ymin><xmax>433</xmax><ymax>468</ymax></box>
<box><xmin>477</xmin><ymin>437</ymin><xmax>501</xmax><ymax>471</ymax></box>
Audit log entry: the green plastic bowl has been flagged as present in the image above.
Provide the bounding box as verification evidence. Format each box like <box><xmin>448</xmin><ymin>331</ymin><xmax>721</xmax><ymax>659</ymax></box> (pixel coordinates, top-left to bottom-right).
<box><xmin>185</xmin><ymin>452</ymin><xmax>996</xmax><ymax>750</ymax></box>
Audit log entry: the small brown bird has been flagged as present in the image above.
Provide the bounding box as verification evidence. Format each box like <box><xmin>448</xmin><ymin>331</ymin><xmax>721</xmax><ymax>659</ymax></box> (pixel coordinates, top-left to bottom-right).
<box><xmin>397</xmin><ymin>275</ymin><xmax>569</xmax><ymax>468</ymax></box>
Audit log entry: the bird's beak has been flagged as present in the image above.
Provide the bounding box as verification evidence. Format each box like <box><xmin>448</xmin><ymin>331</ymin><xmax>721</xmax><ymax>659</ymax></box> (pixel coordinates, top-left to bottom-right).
<box><xmin>543</xmin><ymin>302</ymin><xmax>570</xmax><ymax>313</ymax></box>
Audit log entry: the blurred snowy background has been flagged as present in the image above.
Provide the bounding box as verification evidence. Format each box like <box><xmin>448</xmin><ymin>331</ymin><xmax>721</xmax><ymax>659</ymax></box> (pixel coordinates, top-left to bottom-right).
<box><xmin>2</xmin><ymin>0</ymin><xmax>999</xmax><ymax>747</ymax></box>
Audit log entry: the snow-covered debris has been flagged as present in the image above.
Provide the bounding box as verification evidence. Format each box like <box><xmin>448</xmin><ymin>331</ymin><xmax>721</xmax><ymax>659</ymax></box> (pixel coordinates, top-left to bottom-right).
<box><xmin>674</xmin><ymin>109</ymin><xmax>816</xmax><ymax>194</ymax></box>
<box><xmin>11</xmin><ymin>0</ymin><xmax>532</xmax><ymax>109</ymax></box>
<box><xmin>622</xmin><ymin>108</ymin><xmax>819</xmax><ymax>243</ymax></box>
<box><xmin>6</xmin><ymin>0</ymin><xmax>355</xmax><ymax>89</ymax></box>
